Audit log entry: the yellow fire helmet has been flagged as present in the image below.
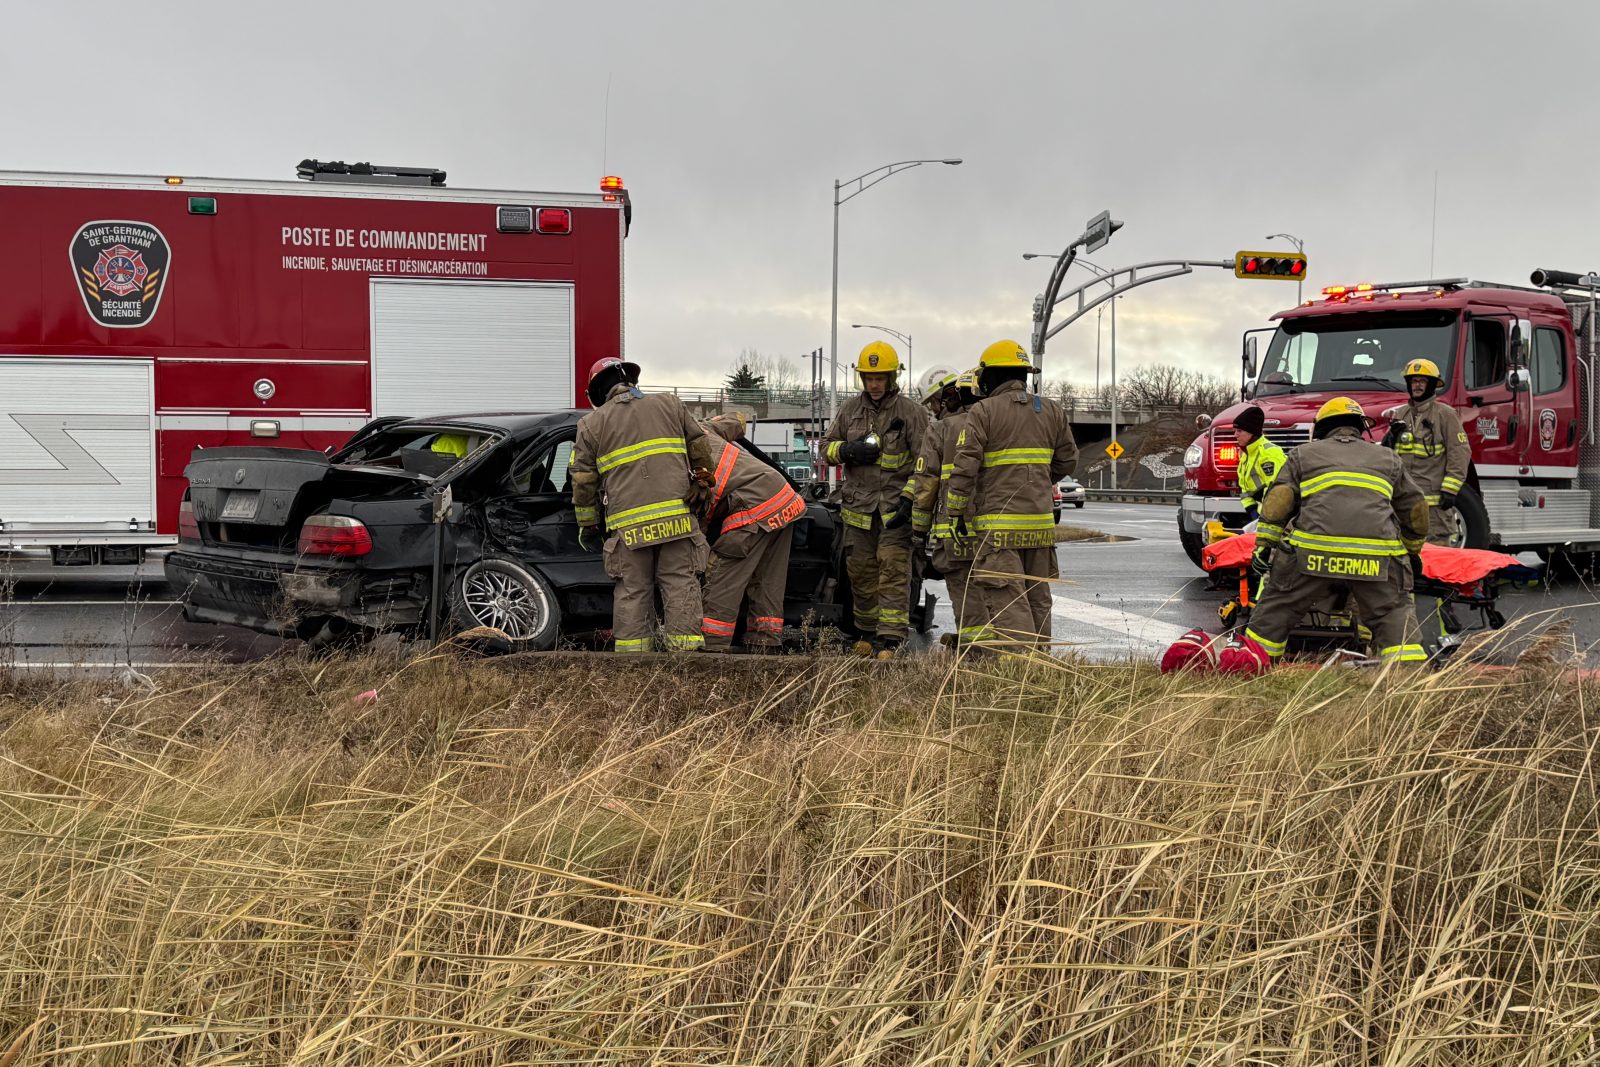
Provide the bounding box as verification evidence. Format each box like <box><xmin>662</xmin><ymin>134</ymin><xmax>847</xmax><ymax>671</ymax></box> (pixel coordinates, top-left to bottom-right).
<box><xmin>1403</xmin><ymin>357</ymin><xmax>1443</xmax><ymax>382</ymax></box>
<box><xmin>856</xmin><ymin>341</ymin><xmax>900</xmax><ymax>374</ymax></box>
<box><xmin>1313</xmin><ymin>395</ymin><xmax>1377</xmax><ymax>438</ymax></box>
<box><xmin>1315</xmin><ymin>396</ymin><xmax>1366</xmax><ymax>422</ymax></box>
<box><xmin>955</xmin><ymin>368</ymin><xmax>980</xmax><ymax>392</ymax></box>
<box><xmin>979</xmin><ymin>339</ymin><xmax>1032</xmax><ymax>370</ymax></box>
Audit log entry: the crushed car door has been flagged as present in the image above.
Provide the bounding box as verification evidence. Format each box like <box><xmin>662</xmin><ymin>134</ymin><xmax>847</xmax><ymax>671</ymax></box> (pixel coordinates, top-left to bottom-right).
<box><xmin>481</xmin><ymin>435</ymin><xmax>606</xmax><ymax>586</ymax></box>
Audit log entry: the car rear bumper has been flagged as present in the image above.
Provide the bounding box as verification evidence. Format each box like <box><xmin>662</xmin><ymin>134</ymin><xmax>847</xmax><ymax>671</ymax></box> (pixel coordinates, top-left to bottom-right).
<box><xmin>165</xmin><ymin>549</ymin><xmax>425</xmax><ymax>636</ymax></box>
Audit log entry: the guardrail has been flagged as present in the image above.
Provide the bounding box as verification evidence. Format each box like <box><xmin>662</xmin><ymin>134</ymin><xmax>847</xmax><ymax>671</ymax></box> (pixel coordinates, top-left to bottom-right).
<box><xmin>1086</xmin><ymin>488</ymin><xmax>1183</xmax><ymax>505</ymax></box>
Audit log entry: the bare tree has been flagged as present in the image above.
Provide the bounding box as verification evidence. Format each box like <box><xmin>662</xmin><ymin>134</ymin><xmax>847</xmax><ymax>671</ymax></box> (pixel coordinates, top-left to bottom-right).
<box><xmin>729</xmin><ymin>349</ymin><xmax>803</xmax><ymax>395</ymax></box>
<box><xmin>1041</xmin><ymin>378</ymin><xmax>1077</xmax><ymax>407</ymax></box>
<box><xmin>1119</xmin><ymin>363</ymin><xmax>1237</xmax><ymax>414</ymax></box>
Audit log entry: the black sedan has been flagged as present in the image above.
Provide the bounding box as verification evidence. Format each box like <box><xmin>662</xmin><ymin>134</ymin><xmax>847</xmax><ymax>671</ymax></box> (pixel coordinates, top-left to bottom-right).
<box><xmin>165</xmin><ymin>411</ymin><xmax>861</xmax><ymax>651</ymax></box>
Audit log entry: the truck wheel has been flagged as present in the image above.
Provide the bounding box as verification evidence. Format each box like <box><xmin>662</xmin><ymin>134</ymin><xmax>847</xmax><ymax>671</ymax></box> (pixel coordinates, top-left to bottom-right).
<box><xmin>1452</xmin><ymin>484</ymin><xmax>1490</xmax><ymax>550</ymax></box>
<box><xmin>1178</xmin><ymin>512</ymin><xmax>1205</xmax><ymax>567</ymax></box>
<box><xmin>452</xmin><ymin>557</ymin><xmax>562</xmax><ymax>651</ymax></box>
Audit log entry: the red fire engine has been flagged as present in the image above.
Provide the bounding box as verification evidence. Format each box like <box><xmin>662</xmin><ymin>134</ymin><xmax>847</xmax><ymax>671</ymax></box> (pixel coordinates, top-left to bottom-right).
<box><xmin>1179</xmin><ymin>272</ymin><xmax>1600</xmax><ymax>566</ymax></box>
<box><xmin>0</xmin><ymin>160</ymin><xmax>630</xmax><ymax>564</ymax></box>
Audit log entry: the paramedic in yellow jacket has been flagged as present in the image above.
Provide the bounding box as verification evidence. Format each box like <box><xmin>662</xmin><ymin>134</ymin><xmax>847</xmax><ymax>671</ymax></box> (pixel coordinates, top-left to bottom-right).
<box><xmin>822</xmin><ymin>342</ymin><xmax>930</xmax><ymax>656</ymax></box>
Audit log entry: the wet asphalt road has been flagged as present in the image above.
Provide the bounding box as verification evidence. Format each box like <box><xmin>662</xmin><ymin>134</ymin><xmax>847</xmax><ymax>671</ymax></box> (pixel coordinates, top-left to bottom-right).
<box><xmin>4</xmin><ymin>502</ymin><xmax>1600</xmax><ymax>670</ymax></box>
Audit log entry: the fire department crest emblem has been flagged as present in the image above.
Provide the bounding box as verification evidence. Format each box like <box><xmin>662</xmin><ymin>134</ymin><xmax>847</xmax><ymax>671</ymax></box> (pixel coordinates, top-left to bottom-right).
<box><xmin>1539</xmin><ymin>408</ymin><xmax>1558</xmax><ymax>452</ymax></box>
<box><xmin>70</xmin><ymin>220</ymin><xmax>171</xmax><ymax>328</ymax></box>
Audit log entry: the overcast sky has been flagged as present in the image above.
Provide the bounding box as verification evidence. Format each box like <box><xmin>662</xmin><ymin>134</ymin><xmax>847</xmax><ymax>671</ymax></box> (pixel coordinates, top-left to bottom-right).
<box><xmin>8</xmin><ymin>2</ymin><xmax>1599</xmax><ymax>393</ymax></box>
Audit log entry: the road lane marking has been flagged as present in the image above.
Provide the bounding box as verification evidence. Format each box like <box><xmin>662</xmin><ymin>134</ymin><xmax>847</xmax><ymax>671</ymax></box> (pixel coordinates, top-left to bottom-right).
<box><xmin>1051</xmin><ymin>594</ymin><xmax>1192</xmax><ymax>648</ymax></box>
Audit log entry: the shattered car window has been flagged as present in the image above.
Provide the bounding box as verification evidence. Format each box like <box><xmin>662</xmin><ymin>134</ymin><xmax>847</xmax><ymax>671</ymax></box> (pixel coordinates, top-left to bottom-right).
<box><xmin>512</xmin><ymin>440</ymin><xmax>574</xmax><ymax>495</ymax></box>
<box><xmin>337</xmin><ymin>427</ymin><xmax>501</xmax><ymax>477</ymax></box>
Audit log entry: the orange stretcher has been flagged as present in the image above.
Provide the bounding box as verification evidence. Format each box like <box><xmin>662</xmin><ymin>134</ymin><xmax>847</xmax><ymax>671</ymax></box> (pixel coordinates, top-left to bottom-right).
<box><xmin>1201</xmin><ymin>532</ymin><xmax>1533</xmax><ymax>649</ymax></box>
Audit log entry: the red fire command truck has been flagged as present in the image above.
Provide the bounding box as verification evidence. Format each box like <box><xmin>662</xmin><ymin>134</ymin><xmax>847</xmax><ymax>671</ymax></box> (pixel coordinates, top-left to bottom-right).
<box><xmin>0</xmin><ymin>160</ymin><xmax>630</xmax><ymax>564</ymax></box>
<box><xmin>1179</xmin><ymin>272</ymin><xmax>1600</xmax><ymax>567</ymax></box>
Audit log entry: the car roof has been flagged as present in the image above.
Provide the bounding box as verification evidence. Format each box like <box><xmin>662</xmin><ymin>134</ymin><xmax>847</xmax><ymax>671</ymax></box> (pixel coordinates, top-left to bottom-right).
<box><xmin>393</xmin><ymin>410</ymin><xmax>583</xmax><ymax>434</ymax></box>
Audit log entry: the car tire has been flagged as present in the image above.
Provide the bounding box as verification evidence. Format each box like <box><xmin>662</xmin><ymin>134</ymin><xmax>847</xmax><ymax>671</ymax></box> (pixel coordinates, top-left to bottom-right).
<box><xmin>1073</xmin><ymin>501</ymin><xmax>1084</xmax><ymax>509</ymax></box>
<box><xmin>1178</xmin><ymin>511</ymin><xmax>1206</xmax><ymax>568</ymax></box>
<box><xmin>452</xmin><ymin>556</ymin><xmax>562</xmax><ymax>651</ymax></box>
<box><xmin>1054</xmin><ymin>508</ymin><xmax>1062</xmax><ymax>524</ymax></box>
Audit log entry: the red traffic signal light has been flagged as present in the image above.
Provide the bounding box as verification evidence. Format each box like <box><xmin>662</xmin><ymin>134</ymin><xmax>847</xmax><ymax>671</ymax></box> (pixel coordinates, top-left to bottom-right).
<box><xmin>1235</xmin><ymin>250</ymin><xmax>1308</xmax><ymax>281</ymax></box>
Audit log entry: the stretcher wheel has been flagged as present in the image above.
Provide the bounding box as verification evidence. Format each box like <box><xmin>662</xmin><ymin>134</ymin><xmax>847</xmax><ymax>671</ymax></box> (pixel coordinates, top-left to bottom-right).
<box><xmin>1486</xmin><ymin>607</ymin><xmax>1506</xmax><ymax>630</ymax></box>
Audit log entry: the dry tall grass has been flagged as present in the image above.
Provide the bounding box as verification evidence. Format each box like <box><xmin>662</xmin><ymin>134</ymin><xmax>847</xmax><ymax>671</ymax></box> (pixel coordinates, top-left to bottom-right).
<box><xmin>0</xmin><ymin>651</ymin><xmax>1595</xmax><ymax>1065</ymax></box>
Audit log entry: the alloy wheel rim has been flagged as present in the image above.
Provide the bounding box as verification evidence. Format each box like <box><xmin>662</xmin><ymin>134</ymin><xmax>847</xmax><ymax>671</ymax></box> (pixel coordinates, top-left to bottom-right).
<box><xmin>463</xmin><ymin>566</ymin><xmax>547</xmax><ymax>640</ymax></box>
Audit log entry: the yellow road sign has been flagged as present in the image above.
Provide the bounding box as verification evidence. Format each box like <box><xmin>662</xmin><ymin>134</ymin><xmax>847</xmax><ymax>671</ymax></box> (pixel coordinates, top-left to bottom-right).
<box><xmin>1105</xmin><ymin>440</ymin><xmax>1125</xmax><ymax>460</ymax></box>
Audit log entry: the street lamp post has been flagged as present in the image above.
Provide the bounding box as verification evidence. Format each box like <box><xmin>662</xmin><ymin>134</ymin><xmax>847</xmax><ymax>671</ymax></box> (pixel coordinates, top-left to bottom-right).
<box><xmin>851</xmin><ymin>323</ymin><xmax>912</xmax><ymax>391</ymax></box>
<box><xmin>830</xmin><ymin>158</ymin><xmax>961</xmax><ymax>427</ymax></box>
<box><xmin>1266</xmin><ymin>232</ymin><xmax>1306</xmax><ymax>302</ymax></box>
<box><xmin>1024</xmin><ymin>252</ymin><xmax>1123</xmax><ymax>488</ymax></box>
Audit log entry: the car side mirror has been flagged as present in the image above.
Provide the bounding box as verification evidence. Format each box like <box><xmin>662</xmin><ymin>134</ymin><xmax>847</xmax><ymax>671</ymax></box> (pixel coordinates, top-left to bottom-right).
<box><xmin>1506</xmin><ymin>366</ymin><xmax>1531</xmax><ymax>393</ymax></box>
<box><xmin>1242</xmin><ymin>335</ymin><xmax>1259</xmax><ymax>380</ymax></box>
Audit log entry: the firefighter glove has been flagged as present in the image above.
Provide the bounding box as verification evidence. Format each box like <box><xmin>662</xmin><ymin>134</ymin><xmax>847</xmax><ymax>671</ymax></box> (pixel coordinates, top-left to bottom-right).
<box><xmin>839</xmin><ymin>438</ymin><xmax>882</xmax><ymax>466</ymax></box>
<box><xmin>884</xmin><ymin>495</ymin><xmax>915</xmax><ymax>530</ymax></box>
<box><xmin>1380</xmin><ymin>420</ymin><xmax>1408</xmax><ymax>450</ymax></box>
<box><xmin>1437</xmin><ymin>492</ymin><xmax>1457</xmax><ymax>510</ymax></box>
<box><xmin>1243</xmin><ymin>505</ymin><xmax>1260</xmax><ymax>525</ymax></box>
<box><xmin>953</xmin><ymin>513</ymin><xmax>971</xmax><ymax>538</ymax></box>
<box><xmin>1249</xmin><ymin>543</ymin><xmax>1274</xmax><ymax>581</ymax></box>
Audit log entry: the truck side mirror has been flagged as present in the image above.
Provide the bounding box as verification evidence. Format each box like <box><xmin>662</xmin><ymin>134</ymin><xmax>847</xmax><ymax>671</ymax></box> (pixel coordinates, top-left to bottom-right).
<box><xmin>1506</xmin><ymin>366</ymin><xmax>1531</xmax><ymax>393</ymax></box>
<box><xmin>1242</xmin><ymin>335</ymin><xmax>1259</xmax><ymax>380</ymax></box>
<box><xmin>1195</xmin><ymin>413</ymin><xmax>1212</xmax><ymax>430</ymax></box>
<box><xmin>1242</xmin><ymin>380</ymin><xmax>1257</xmax><ymax>401</ymax></box>
<box><xmin>1510</xmin><ymin>318</ymin><xmax>1533</xmax><ymax>366</ymax></box>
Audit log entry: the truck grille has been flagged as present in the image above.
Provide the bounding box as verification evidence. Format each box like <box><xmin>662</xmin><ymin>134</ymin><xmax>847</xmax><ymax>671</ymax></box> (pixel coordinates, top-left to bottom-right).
<box><xmin>1221</xmin><ymin>424</ymin><xmax>1312</xmax><ymax>451</ymax></box>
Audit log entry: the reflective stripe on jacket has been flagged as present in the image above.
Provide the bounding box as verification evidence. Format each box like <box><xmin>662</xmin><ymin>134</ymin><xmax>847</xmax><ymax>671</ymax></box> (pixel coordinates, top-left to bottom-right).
<box><xmin>822</xmin><ymin>389</ymin><xmax>929</xmax><ymax>529</ymax></box>
<box><xmin>1256</xmin><ymin>426</ymin><xmax>1428</xmax><ymax>581</ymax></box>
<box><xmin>911</xmin><ymin>407</ymin><xmax>978</xmax><ymax>558</ymax></box>
<box><xmin>1381</xmin><ymin>396</ymin><xmax>1470</xmax><ymax>504</ymax></box>
<box><xmin>945</xmin><ymin>380</ymin><xmax>1078</xmax><ymax>549</ymax></box>
<box><xmin>572</xmin><ymin>386</ymin><xmax>714</xmax><ymax>548</ymax></box>
<box><xmin>1237</xmin><ymin>435</ymin><xmax>1287</xmax><ymax>511</ymax></box>
<box><xmin>700</xmin><ymin>416</ymin><xmax>806</xmax><ymax>534</ymax></box>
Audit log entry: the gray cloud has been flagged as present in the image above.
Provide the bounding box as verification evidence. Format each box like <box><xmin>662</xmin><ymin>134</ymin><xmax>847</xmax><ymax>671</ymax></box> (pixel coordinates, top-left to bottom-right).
<box><xmin>6</xmin><ymin>1</ymin><xmax>1596</xmax><ymax>391</ymax></box>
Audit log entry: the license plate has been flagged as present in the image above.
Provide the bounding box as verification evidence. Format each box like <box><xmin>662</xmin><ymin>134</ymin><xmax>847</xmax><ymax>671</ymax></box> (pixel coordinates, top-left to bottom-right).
<box><xmin>220</xmin><ymin>490</ymin><xmax>260</xmax><ymax>521</ymax></box>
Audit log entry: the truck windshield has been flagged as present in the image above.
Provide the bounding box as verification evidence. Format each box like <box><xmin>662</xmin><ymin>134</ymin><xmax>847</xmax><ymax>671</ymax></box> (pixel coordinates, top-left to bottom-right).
<box><xmin>1258</xmin><ymin>311</ymin><xmax>1457</xmax><ymax>396</ymax></box>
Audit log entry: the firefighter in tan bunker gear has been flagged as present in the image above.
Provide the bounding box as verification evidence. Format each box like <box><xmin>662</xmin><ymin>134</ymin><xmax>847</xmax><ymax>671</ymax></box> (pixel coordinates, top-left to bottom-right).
<box><xmin>572</xmin><ymin>357</ymin><xmax>714</xmax><ymax>652</ymax></box>
<box><xmin>823</xmin><ymin>342</ymin><xmax>930</xmax><ymax>655</ymax></box>
<box><xmin>1380</xmin><ymin>358</ymin><xmax>1471</xmax><ymax>545</ymax></box>
<box><xmin>1233</xmin><ymin>397</ymin><xmax>1430</xmax><ymax>670</ymax></box>
<box><xmin>911</xmin><ymin>369</ymin><xmax>985</xmax><ymax>647</ymax></box>
<box><xmin>945</xmin><ymin>341</ymin><xmax>1078</xmax><ymax>650</ymax></box>
<box><xmin>694</xmin><ymin>414</ymin><xmax>807</xmax><ymax>651</ymax></box>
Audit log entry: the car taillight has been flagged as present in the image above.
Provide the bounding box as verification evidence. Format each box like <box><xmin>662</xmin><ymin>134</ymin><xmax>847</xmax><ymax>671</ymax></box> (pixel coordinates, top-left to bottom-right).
<box><xmin>298</xmin><ymin>514</ymin><xmax>372</xmax><ymax>556</ymax></box>
<box><xmin>178</xmin><ymin>499</ymin><xmax>200</xmax><ymax>542</ymax></box>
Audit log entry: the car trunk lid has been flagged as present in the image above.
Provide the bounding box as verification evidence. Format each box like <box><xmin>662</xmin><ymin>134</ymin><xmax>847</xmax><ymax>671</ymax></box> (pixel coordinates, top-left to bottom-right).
<box><xmin>184</xmin><ymin>447</ymin><xmax>422</xmax><ymax>552</ymax></box>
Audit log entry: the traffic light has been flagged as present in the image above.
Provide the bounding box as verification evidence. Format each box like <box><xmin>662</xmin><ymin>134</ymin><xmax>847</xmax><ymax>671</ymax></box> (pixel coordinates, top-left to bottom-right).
<box><xmin>1234</xmin><ymin>251</ymin><xmax>1307</xmax><ymax>281</ymax></box>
